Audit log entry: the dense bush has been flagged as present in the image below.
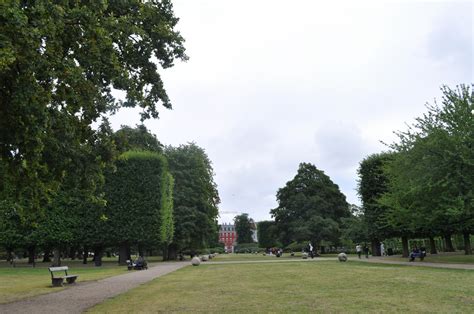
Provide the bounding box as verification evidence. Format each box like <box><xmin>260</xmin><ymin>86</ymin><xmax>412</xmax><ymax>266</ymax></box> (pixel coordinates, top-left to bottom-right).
<box><xmin>209</xmin><ymin>247</ymin><xmax>225</xmax><ymax>254</ymax></box>
<box><xmin>234</xmin><ymin>243</ymin><xmax>262</xmax><ymax>253</ymax></box>
<box><xmin>285</xmin><ymin>242</ymin><xmax>307</xmax><ymax>252</ymax></box>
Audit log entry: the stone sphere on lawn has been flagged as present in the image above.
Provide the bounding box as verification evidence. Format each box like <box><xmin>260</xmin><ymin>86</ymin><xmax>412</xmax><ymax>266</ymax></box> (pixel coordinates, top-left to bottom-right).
<box><xmin>201</xmin><ymin>255</ymin><xmax>209</xmax><ymax>262</ymax></box>
<box><xmin>338</xmin><ymin>253</ymin><xmax>348</xmax><ymax>262</ymax></box>
<box><xmin>191</xmin><ymin>256</ymin><xmax>201</xmax><ymax>266</ymax></box>
<box><xmin>302</xmin><ymin>252</ymin><xmax>308</xmax><ymax>259</ymax></box>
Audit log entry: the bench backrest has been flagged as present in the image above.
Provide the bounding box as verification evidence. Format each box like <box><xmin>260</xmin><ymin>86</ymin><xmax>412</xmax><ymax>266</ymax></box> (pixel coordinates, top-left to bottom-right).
<box><xmin>49</xmin><ymin>266</ymin><xmax>69</xmax><ymax>272</ymax></box>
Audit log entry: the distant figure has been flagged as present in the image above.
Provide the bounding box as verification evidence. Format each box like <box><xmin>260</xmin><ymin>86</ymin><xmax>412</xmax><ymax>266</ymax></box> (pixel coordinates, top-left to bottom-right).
<box><xmin>364</xmin><ymin>245</ymin><xmax>369</xmax><ymax>258</ymax></box>
<box><xmin>380</xmin><ymin>243</ymin><xmax>385</xmax><ymax>256</ymax></box>
<box><xmin>409</xmin><ymin>245</ymin><xmax>421</xmax><ymax>261</ymax></box>
<box><xmin>356</xmin><ymin>244</ymin><xmax>362</xmax><ymax>259</ymax></box>
<box><xmin>309</xmin><ymin>242</ymin><xmax>314</xmax><ymax>259</ymax></box>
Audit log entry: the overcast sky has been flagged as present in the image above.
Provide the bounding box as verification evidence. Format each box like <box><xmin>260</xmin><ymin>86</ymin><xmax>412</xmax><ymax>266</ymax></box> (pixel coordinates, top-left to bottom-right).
<box><xmin>110</xmin><ymin>0</ymin><xmax>473</xmax><ymax>223</ymax></box>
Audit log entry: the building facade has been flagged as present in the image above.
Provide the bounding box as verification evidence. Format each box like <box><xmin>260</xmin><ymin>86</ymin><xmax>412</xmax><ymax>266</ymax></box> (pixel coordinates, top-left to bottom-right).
<box><xmin>219</xmin><ymin>223</ymin><xmax>237</xmax><ymax>253</ymax></box>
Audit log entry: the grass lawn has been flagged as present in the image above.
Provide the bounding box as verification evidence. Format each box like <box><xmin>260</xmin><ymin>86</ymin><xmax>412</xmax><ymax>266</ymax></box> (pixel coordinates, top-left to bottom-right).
<box><xmin>0</xmin><ymin>261</ymin><xmax>128</xmax><ymax>304</ymax></box>
<box><xmin>211</xmin><ymin>252</ymin><xmax>351</xmax><ymax>262</ymax></box>
<box><xmin>89</xmin><ymin>261</ymin><xmax>474</xmax><ymax>313</ymax></box>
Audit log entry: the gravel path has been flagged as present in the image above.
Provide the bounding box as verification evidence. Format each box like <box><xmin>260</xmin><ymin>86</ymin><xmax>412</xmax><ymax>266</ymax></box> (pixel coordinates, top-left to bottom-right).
<box><xmin>0</xmin><ymin>262</ymin><xmax>188</xmax><ymax>314</ymax></box>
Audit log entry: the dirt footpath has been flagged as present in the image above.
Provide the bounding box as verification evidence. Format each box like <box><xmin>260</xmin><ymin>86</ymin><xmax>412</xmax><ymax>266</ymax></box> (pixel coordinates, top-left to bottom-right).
<box><xmin>0</xmin><ymin>262</ymin><xmax>187</xmax><ymax>314</ymax></box>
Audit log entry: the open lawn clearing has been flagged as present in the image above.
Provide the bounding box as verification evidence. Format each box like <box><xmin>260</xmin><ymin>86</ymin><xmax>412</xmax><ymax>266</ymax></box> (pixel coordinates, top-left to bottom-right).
<box><xmin>0</xmin><ymin>264</ymin><xmax>127</xmax><ymax>304</ymax></box>
<box><xmin>89</xmin><ymin>261</ymin><xmax>474</xmax><ymax>313</ymax></box>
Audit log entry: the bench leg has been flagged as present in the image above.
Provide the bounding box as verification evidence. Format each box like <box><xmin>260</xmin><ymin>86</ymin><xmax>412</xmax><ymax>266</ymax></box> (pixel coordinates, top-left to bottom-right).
<box><xmin>52</xmin><ymin>278</ymin><xmax>64</xmax><ymax>287</ymax></box>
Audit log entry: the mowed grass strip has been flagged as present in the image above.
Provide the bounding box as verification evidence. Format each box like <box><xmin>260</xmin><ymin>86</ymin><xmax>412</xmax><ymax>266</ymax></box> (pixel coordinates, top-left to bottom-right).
<box><xmin>89</xmin><ymin>261</ymin><xmax>474</xmax><ymax>313</ymax></box>
<box><xmin>0</xmin><ymin>265</ymin><xmax>127</xmax><ymax>304</ymax></box>
<box><xmin>384</xmin><ymin>254</ymin><xmax>474</xmax><ymax>265</ymax></box>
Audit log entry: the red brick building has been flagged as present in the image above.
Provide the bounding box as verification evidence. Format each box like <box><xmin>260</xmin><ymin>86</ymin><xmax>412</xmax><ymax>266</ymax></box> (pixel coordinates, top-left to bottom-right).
<box><xmin>219</xmin><ymin>223</ymin><xmax>237</xmax><ymax>253</ymax></box>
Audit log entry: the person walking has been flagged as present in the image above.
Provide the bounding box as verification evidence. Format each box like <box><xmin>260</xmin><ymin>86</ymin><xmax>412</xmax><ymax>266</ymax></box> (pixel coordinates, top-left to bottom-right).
<box><xmin>356</xmin><ymin>244</ymin><xmax>362</xmax><ymax>259</ymax></box>
<box><xmin>364</xmin><ymin>245</ymin><xmax>369</xmax><ymax>258</ymax></box>
<box><xmin>380</xmin><ymin>243</ymin><xmax>385</xmax><ymax>256</ymax></box>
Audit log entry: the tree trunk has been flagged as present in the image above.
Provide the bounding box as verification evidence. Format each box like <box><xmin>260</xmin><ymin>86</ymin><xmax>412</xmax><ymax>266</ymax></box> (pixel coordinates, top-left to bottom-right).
<box><xmin>6</xmin><ymin>248</ymin><xmax>13</xmax><ymax>263</ymax></box>
<box><xmin>429</xmin><ymin>237</ymin><xmax>437</xmax><ymax>254</ymax></box>
<box><xmin>106</xmin><ymin>251</ymin><xmax>111</xmax><ymax>258</ymax></box>
<box><xmin>52</xmin><ymin>249</ymin><xmax>61</xmax><ymax>267</ymax></box>
<box><xmin>69</xmin><ymin>247</ymin><xmax>77</xmax><ymax>260</ymax></box>
<box><xmin>118</xmin><ymin>244</ymin><xmax>129</xmax><ymax>265</ymax></box>
<box><xmin>167</xmin><ymin>243</ymin><xmax>178</xmax><ymax>261</ymax></box>
<box><xmin>463</xmin><ymin>232</ymin><xmax>472</xmax><ymax>255</ymax></box>
<box><xmin>126</xmin><ymin>245</ymin><xmax>131</xmax><ymax>260</ymax></box>
<box><xmin>94</xmin><ymin>247</ymin><xmax>103</xmax><ymax>266</ymax></box>
<box><xmin>444</xmin><ymin>235</ymin><xmax>455</xmax><ymax>252</ymax></box>
<box><xmin>138</xmin><ymin>244</ymin><xmax>144</xmax><ymax>257</ymax></box>
<box><xmin>43</xmin><ymin>248</ymin><xmax>51</xmax><ymax>262</ymax></box>
<box><xmin>162</xmin><ymin>243</ymin><xmax>169</xmax><ymax>261</ymax></box>
<box><xmin>27</xmin><ymin>246</ymin><xmax>36</xmax><ymax>265</ymax></box>
<box><xmin>401</xmin><ymin>236</ymin><xmax>409</xmax><ymax>258</ymax></box>
<box><xmin>82</xmin><ymin>246</ymin><xmax>88</xmax><ymax>265</ymax></box>
<box><xmin>371</xmin><ymin>239</ymin><xmax>381</xmax><ymax>256</ymax></box>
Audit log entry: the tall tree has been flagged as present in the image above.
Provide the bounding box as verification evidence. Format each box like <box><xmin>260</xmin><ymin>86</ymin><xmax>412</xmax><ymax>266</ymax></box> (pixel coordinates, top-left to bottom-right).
<box><xmin>271</xmin><ymin>163</ymin><xmax>350</xmax><ymax>248</ymax></box>
<box><xmin>357</xmin><ymin>153</ymin><xmax>395</xmax><ymax>256</ymax></box>
<box><xmin>234</xmin><ymin>213</ymin><xmax>254</xmax><ymax>244</ymax></box>
<box><xmin>164</xmin><ymin>143</ymin><xmax>220</xmax><ymax>259</ymax></box>
<box><xmin>257</xmin><ymin>220</ymin><xmax>279</xmax><ymax>248</ymax></box>
<box><xmin>0</xmin><ymin>0</ymin><xmax>187</xmax><ymax>216</ymax></box>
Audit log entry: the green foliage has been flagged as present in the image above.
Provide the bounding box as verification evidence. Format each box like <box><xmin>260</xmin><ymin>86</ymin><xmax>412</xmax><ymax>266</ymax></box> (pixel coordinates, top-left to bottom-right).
<box><xmin>271</xmin><ymin>163</ymin><xmax>350</xmax><ymax>247</ymax></box>
<box><xmin>160</xmin><ymin>172</ymin><xmax>174</xmax><ymax>245</ymax></box>
<box><xmin>257</xmin><ymin>220</ymin><xmax>279</xmax><ymax>248</ymax></box>
<box><xmin>284</xmin><ymin>241</ymin><xmax>307</xmax><ymax>252</ymax></box>
<box><xmin>234</xmin><ymin>243</ymin><xmax>261</xmax><ymax>253</ymax></box>
<box><xmin>357</xmin><ymin>153</ymin><xmax>395</xmax><ymax>240</ymax></box>
<box><xmin>113</xmin><ymin>125</ymin><xmax>163</xmax><ymax>154</ymax></box>
<box><xmin>164</xmin><ymin>143</ymin><xmax>220</xmax><ymax>253</ymax></box>
<box><xmin>381</xmin><ymin>85</ymin><xmax>474</xmax><ymax>239</ymax></box>
<box><xmin>104</xmin><ymin>151</ymin><xmax>173</xmax><ymax>248</ymax></box>
<box><xmin>234</xmin><ymin>213</ymin><xmax>254</xmax><ymax>244</ymax></box>
<box><xmin>0</xmin><ymin>0</ymin><xmax>186</xmax><ymax>216</ymax></box>
<box><xmin>208</xmin><ymin>246</ymin><xmax>225</xmax><ymax>254</ymax></box>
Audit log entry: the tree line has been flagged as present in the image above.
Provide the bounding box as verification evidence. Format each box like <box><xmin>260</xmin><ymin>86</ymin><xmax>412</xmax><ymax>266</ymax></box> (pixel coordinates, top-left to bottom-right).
<box><xmin>355</xmin><ymin>85</ymin><xmax>473</xmax><ymax>256</ymax></box>
<box><xmin>0</xmin><ymin>1</ymin><xmax>220</xmax><ymax>265</ymax></box>
<box><xmin>0</xmin><ymin>125</ymin><xmax>220</xmax><ymax>265</ymax></box>
<box><xmin>257</xmin><ymin>85</ymin><xmax>472</xmax><ymax>256</ymax></box>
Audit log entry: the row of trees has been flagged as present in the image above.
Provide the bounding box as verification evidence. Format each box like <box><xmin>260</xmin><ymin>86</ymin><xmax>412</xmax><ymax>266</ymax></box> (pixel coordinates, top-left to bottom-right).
<box><xmin>0</xmin><ymin>124</ymin><xmax>220</xmax><ymax>265</ymax></box>
<box><xmin>0</xmin><ymin>1</ymin><xmax>221</xmax><ymax>265</ymax></box>
<box><xmin>257</xmin><ymin>85</ymin><xmax>472</xmax><ymax>256</ymax></box>
<box><xmin>355</xmin><ymin>85</ymin><xmax>473</xmax><ymax>256</ymax></box>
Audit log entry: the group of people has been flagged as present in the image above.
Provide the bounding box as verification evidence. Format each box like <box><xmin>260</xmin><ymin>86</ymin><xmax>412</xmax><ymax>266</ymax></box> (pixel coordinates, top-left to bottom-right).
<box><xmin>409</xmin><ymin>245</ymin><xmax>426</xmax><ymax>261</ymax></box>
<box><xmin>355</xmin><ymin>243</ymin><xmax>386</xmax><ymax>259</ymax></box>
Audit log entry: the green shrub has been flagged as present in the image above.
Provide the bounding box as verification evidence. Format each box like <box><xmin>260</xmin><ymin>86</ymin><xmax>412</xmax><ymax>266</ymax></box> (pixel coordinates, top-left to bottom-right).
<box><xmin>285</xmin><ymin>242</ymin><xmax>307</xmax><ymax>252</ymax></box>
<box><xmin>209</xmin><ymin>247</ymin><xmax>224</xmax><ymax>254</ymax></box>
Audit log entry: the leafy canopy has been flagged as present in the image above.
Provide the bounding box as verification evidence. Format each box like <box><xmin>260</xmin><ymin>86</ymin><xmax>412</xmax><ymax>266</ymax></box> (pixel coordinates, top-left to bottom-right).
<box><xmin>234</xmin><ymin>213</ymin><xmax>254</xmax><ymax>244</ymax></box>
<box><xmin>0</xmin><ymin>0</ymin><xmax>187</xmax><ymax>214</ymax></box>
<box><xmin>271</xmin><ymin>163</ymin><xmax>350</xmax><ymax>246</ymax></box>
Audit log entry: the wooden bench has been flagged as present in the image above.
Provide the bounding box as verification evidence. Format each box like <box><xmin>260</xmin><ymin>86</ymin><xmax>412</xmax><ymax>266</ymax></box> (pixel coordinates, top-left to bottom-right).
<box><xmin>48</xmin><ymin>266</ymin><xmax>78</xmax><ymax>287</ymax></box>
